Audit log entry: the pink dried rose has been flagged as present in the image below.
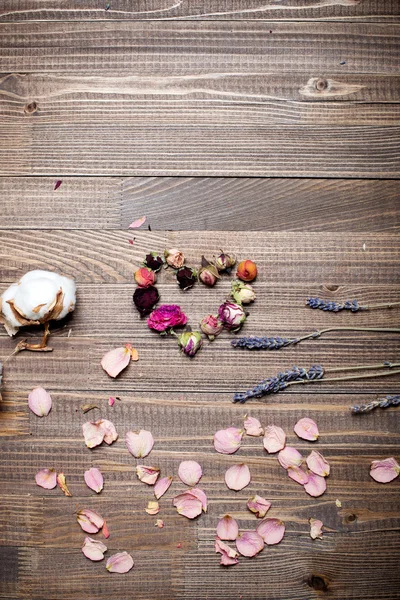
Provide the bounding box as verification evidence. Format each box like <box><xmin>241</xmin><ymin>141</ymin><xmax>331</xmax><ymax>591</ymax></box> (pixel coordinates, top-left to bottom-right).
<box><xmin>214</xmin><ymin>427</ymin><xmax>244</xmax><ymax>454</ymax></box>
<box><xmin>82</xmin><ymin>537</ymin><xmax>108</xmax><ymax>561</ymax></box>
<box><xmin>28</xmin><ymin>386</ymin><xmax>52</xmax><ymax>417</ymax></box>
<box><xmin>154</xmin><ymin>476</ymin><xmax>173</xmax><ymax>499</ymax></box>
<box><xmin>35</xmin><ymin>468</ymin><xmax>57</xmax><ymax>489</ymax></box>
<box><xmin>147</xmin><ymin>304</ymin><xmax>187</xmax><ymax>333</ymax></box>
<box><xmin>173</xmin><ymin>492</ymin><xmax>203</xmax><ymax>519</ymax></box>
<box><xmin>247</xmin><ymin>495</ymin><xmax>271</xmax><ymax>518</ymax></box>
<box><xmin>177</xmin><ymin>331</ymin><xmax>203</xmax><ymax>357</ymax></box>
<box><xmin>225</xmin><ymin>463</ymin><xmax>251</xmax><ymax>491</ymax></box>
<box><xmin>145</xmin><ymin>501</ymin><xmax>160</xmax><ymax>515</ymax></box>
<box><xmin>306</xmin><ymin>450</ymin><xmax>330</xmax><ymax>477</ymax></box>
<box><xmin>218</xmin><ymin>301</ymin><xmax>246</xmax><ymax>332</ymax></box>
<box><xmin>129</xmin><ymin>215</ymin><xmax>146</xmax><ymax>229</ymax></box>
<box><xmin>370</xmin><ymin>457</ymin><xmax>400</xmax><ymax>483</ymax></box>
<box><xmin>198</xmin><ymin>257</ymin><xmax>221</xmax><ymax>287</ymax></box>
<box><xmin>256</xmin><ymin>518</ymin><xmax>285</xmax><ymax>545</ymax></box>
<box><xmin>200</xmin><ymin>314</ymin><xmax>223</xmax><ymax>341</ymax></box>
<box><xmin>134</xmin><ymin>267</ymin><xmax>156</xmax><ymax>288</ymax></box>
<box><xmin>84</xmin><ymin>467</ymin><xmax>104</xmax><ymax>493</ymax></box>
<box><xmin>216</xmin><ymin>515</ymin><xmax>239</xmax><ymax>541</ymax></box>
<box><xmin>83</xmin><ymin>419</ymin><xmax>118</xmax><ymax>448</ymax></box>
<box><xmin>263</xmin><ymin>425</ymin><xmax>286</xmax><ymax>453</ymax></box>
<box><xmin>215</xmin><ymin>538</ymin><xmax>239</xmax><ymax>566</ymax></box>
<box><xmin>244</xmin><ymin>416</ymin><xmax>263</xmax><ymax>437</ymax></box>
<box><xmin>101</xmin><ymin>344</ymin><xmax>138</xmax><ymax>378</ymax></box>
<box><xmin>309</xmin><ymin>518</ymin><xmax>323</xmax><ymax>540</ymax></box>
<box><xmin>155</xmin><ymin>519</ymin><xmax>164</xmax><ymax>528</ymax></box>
<box><xmin>287</xmin><ymin>466</ymin><xmax>309</xmax><ymax>485</ymax></box>
<box><xmin>126</xmin><ymin>429</ymin><xmax>154</xmax><ymax>458</ymax></box>
<box><xmin>278</xmin><ymin>446</ymin><xmax>303</xmax><ymax>469</ymax></box>
<box><xmin>77</xmin><ymin>509</ymin><xmax>104</xmax><ymax>534</ymax></box>
<box><xmin>178</xmin><ymin>460</ymin><xmax>202</xmax><ymax>487</ymax></box>
<box><xmin>294</xmin><ymin>417</ymin><xmax>319</xmax><ymax>441</ymax></box>
<box><xmin>106</xmin><ymin>551</ymin><xmax>134</xmax><ymax>574</ymax></box>
<box><xmin>236</xmin><ymin>531</ymin><xmax>264</xmax><ymax>557</ymax></box>
<box><xmin>303</xmin><ymin>472</ymin><xmax>327</xmax><ymax>497</ymax></box>
<box><xmin>57</xmin><ymin>472</ymin><xmax>72</xmax><ymax>497</ymax></box>
<box><xmin>136</xmin><ymin>465</ymin><xmax>160</xmax><ymax>485</ymax></box>
<box><xmin>164</xmin><ymin>248</ymin><xmax>185</xmax><ymax>269</ymax></box>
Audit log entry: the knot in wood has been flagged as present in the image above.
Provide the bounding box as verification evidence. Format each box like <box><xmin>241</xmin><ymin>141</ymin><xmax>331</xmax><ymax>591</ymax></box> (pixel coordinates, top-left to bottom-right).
<box><xmin>308</xmin><ymin>574</ymin><xmax>329</xmax><ymax>592</ymax></box>
<box><xmin>315</xmin><ymin>78</ymin><xmax>328</xmax><ymax>92</ymax></box>
<box><xmin>24</xmin><ymin>101</ymin><xmax>38</xmax><ymax>115</ymax></box>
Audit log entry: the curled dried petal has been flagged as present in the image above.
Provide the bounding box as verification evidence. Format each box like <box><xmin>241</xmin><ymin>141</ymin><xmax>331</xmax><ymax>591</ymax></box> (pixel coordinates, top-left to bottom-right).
<box><xmin>106</xmin><ymin>551</ymin><xmax>134</xmax><ymax>573</ymax></box>
<box><xmin>28</xmin><ymin>386</ymin><xmax>52</xmax><ymax>417</ymax></box>
<box><xmin>263</xmin><ymin>425</ymin><xmax>286</xmax><ymax>454</ymax></box>
<box><xmin>98</xmin><ymin>419</ymin><xmax>118</xmax><ymax>445</ymax></box>
<box><xmin>278</xmin><ymin>446</ymin><xmax>303</xmax><ymax>469</ymax></box>
<box><xmin>214</xmin><ymin>427</ymin><xmax>244</xmax><ymax>455</ymax></box>
<box><xmin>173</xmin><ymin>492</ymin><xmax>203</xmax><ymax>519</ymax></box>
<box><xmin>129</xmin><ymin>216</ymin><xmax>146</xmax><ymax>229</ymax></box>
<box><xmin>57</xmin><ymin>472</ymin><xmax>72</xmax><ymax>497</ymax></box>
<box><xmin>126</xmin><ymin>429</ymin><xmax>154</xmax><ymax>458</ymax></box>
<box><xmin>303</xmin><ymin>472</ymin><xmax>327</xmax><ymax>497</ymax></box>
<box><xmin>102</xmin><ymin>520</ymin><xmax>110</xmax><ymax>539</ymax></box>
<box><xmin>216</xmin><ymin>515</ymin><xmax>239</xmax><ymax>541</ymax></box>
<box><xmin>178</xmin><ymin>460</ymin><xmax>202</xmax><ymax>487</ymax></box>
<box><xmin>155</xmin><ymin>519</ymin><xmax>164</xmax><ymax>528</ymax></box>
<box><xmin>215</xmin><ymin>538</ymin><xmax>239</xmax><ymax>566</ymax></box>
<box><xmin>101</xmin><ymin>345</ymin><xmax>137</xmax><ymax>378</ymax></box>
<box><xmin>244</xmin><ymin>416</ymin><xmax>264</xmax><ymax>437</ymax></box>
<box><xmin>77</xmin><ymin>509</ymin><xmax>104</xmax><ymax>534</ymax></box>
<box><xmin>370</xmin><ymin>457</ymin><xmax>400</xmax><ymax>483</ymax></box>
<box><xmin>247</xmin><ymin>495</ymin><xmax>271</xmax><ymax>519</ymax></box>
<box><xmin>306</xmin><ymin>450</ymin><xmax>330</xmax><ymax>477</ymax></box>
<box><xmin>136</xmin><ymin>465</ymin><xmax>160</xmax><ymax>485</ymax></box>
<box><xmin>82</xmin><ymin>537</ymin><xmax>108</xmax><ymax>561</ymax></box>
<box><xmin>84</xmin><ymin>467</ymin><xmax>104</xmax><ymax>493</ymax></box>
<box><xmin>256</xmin><ymin>518</ymin><xmax>285</xmax><ymax>545</ymax></box>
<box><xmin>154</xmin><ymin>476</ymin><xmax>172</xmax><ymax>500</ymax></box>
<box><xmin>145</xmin><ymin>501</ymin><xmax>160</xmax><ymax>515</ymax></box>
<box><xmin>35</xmin><ymin>468</ymin><xmax>57</xmax><ymax>489</ymax></box>
<box><xmin>188</xmin><ymin>487</ymin><xmax>208</xmax><ymax>512</ymax></box>
<box><xmin>309</xmin><ymin>518</ymin><xmax>323</xmax><ymax>540</ymax></box>
<box><xmin>82</xmin><ymin>421</ymin><xmax>105</xmax><ymax>448</ymax></box>
<box><xmin>236</xmin><ymin>531</ymin><xmax>264</xmax><ymax>557</ymax></box>
<box><xmin>225</xmin><ymin>463</ymin><xmax>251</xmax><ymax>491</ymax></box>
<box><xmin>287</xmin><ymin>466</ymin><xmax>309</xmax><ymax>485</ymax></box>
<box><xmin>294</xmin><ymin>417</ymin><xmax>319</xmax><ymax>441</ymax></box>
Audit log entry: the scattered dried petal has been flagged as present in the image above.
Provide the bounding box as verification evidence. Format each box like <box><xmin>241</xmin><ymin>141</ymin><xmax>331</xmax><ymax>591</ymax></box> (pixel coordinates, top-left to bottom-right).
<box><xmin>108</xmin><ymin>396</ymin><xmax>116</xmax><ymax>407</ymax></box>
<box><xmin>126</xmin><ymin>429</ymin><xmax>154</xmax><ymax>458</ymax></box>
<box><xmin>187</xmin><ymin>487</ymin><xmax>207</xmax><ymax>512</ymax></box>
<box><xmin>335</xmin><ymin>499</ymin><xmax>342</xmax><ymax>508</ymax></box>
<box><xmin>294</xmin><ymin>417</ymin><xmax>319</xmax><ymax>441</ymax></box>
<box><xmin>215</xmin><ymin>538</ymin><xmax>239</xmax><ymax>566</ymax></box>
<box><xmin>263</xmin><ymin>425</ymin><xmax>286</xmax><ymax>453</ymax></box>
<box><xmin>278</xmin><ymin>446</ymin><xmax>303</xmax><ymax>469</ymax></box>
<box><xmin>214</xmin><ymin>427</ymin><xmax>244</xmax><ymax>455</ymax></box>
<box><xmin>77</xmin><ymin>509</ymin><xmax>104</xmax><ymax>534</ymax></box>
<box><xmin>81</xmin><ymin>404</ymin><xmax>99</xmax><ymax>414</ymax></box>
<box><xmin>101</xmin><ymin>345</ymin><xmax>136</xmax><ymax>378</ymax></box>
<box><xmin>154</xmin><ymin>476</ymin><xmax>172</xmax><ymax>500</ymax></box>
<box><xmin>145</xmin><ymin>501</ymin><xmax>160</xmax><ymax>515</ymax></box>
<box><xmin>35</xmin><ymin>468</ymin><xmax>57</xmax><ymax>489</ymax></box>
<box><xmin>178</xmin><ymin>460</ymin><xmax>202</xmax><ymax>487</ymax></box>
<box><xmin>82</xmin><ymin>537</ymin><xmax>107</xmax><ymax>561</ymax></box>
<box><xmin>309</xmin><ymin>518</ymin><xmax>323</xmax><ymax>540</ymax></box>
<box><xmin>28</xmin><ymin>386</ymin><xmax>52</xmax><ymax>417</ymax></box>
<box><xmin>256</xmin><ymin>518</ymin><xmax>285</xmax><ymax>545</ymax></box>
<box><xmin>84</xmin><ymin>467</ymin><xmax>104</xmax><ymax>494</ymax></box>
<box><xmin>136</xmin><ymin>465</ymin><xmax>160</xmax><ymax>485</ymax></box>
<box><xmin>303</xmin><ymin>472</ymin><xmax>327</xmax><ymax>497</ymax></box>
<box><xmin>102</xmin><ymin>520</ymin><xmax>110</xmax><ymax>539</ymax></box>
<box><xmin>247</xmin><ymin>495</ymin><xmax>271</xmax><ymax>519</ymax></box>
<box><xmin>225</xmin><ymin>463</ymin><xmax>251</xmax><ymax>491</ymax></box>
<box><xmin>306</xmin><ymin>450</ymin><xmax>330</xmax><ymax>477</ymax></box>
<box><xmin>106</xmin><ymin>551</ymin><xmax>134</xmax><ymax>573</ymax></box>
<box><xmin>370</xmin><ymin>457</ymin><xmax>400</xmax><ymax>483</ymax></box>
<box><xmin>98</xmin><ymin>419</ymin><xmax>118</xmax><ymax>445</ymax></box>
<box><xmin>173</xmin><ymin>492</ymin><xmax>203</xmax><ymax>519</ymax></box>
<box><xmin>236</xmin><ymin>531</ymin><xmax>264</xmax><ymax>557</ymax></box>
<box><xmin>57</xmin><ymin>472</ymin><xmax>72</xmax><ymax>497</ymax></box>
<box><xmin>244</xmin><ymin>416</ymin><xmax>264</xmax><ymax>437</ymax></box>
<box><xmin>155</xmin><ymin>519</ymin><xmax>164</xmax><ymax>528</ymax></box>
<box><xmin>287</xmin><ymin>466</ymin><xmax>309</xmax><ymax>485</ymax></box>
<box><xmin>216</xmin><ymin>515</ymin><xmax>239</xmax><ymax>541</ymax></box>
<box><xmin>54</xmin><ymin>180</ymin><xmax>62</xmax><ymax>191</ymax></box>
<box><xmin>82</xmin><ymin>421</ymin><xmax>106</xmax><ymax>448</ymax></box>
<box><xmin>128</xmin><ymin>216</ymin><xmax>146</xmax><ymax>229</ymax></box>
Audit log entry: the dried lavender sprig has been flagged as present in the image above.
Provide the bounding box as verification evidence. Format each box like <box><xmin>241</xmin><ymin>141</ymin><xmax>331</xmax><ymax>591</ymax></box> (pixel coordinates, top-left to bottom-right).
<box><xmin>351</xmin><ymin>394</ymin><xmax>400</xmax><ymax>414</ymax></box>
<box><xmin>307</xmin><ymin>297</ymin><xmax>400</xmax><ymax>312</ymax></box>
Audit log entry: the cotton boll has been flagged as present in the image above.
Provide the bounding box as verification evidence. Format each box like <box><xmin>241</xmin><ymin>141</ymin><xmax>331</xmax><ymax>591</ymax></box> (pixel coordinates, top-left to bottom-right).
<box><xmin>13</xmin><ymin>277</ymin><xmax>60</xmax><ymax>320</ymax></box>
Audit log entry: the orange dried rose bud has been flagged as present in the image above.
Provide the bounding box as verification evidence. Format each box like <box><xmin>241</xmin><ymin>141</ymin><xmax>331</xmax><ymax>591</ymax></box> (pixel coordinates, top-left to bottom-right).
<box><xmin>236</xmin><ymin>260</ymin><xmax>258</xmax><ymax>282</ymax></box>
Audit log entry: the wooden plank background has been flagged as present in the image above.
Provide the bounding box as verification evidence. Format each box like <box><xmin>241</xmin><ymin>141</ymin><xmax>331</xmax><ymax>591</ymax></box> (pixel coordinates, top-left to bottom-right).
<box><xmin>0</xmin><ymin>3</ymin><xmax>399</xmax><ymax>600</ymax></box>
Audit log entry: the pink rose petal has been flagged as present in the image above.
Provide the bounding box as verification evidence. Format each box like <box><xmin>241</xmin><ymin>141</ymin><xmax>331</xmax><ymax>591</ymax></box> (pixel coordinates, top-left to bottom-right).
<box><xmin>278</xmin><ymin>446</ymin><xmax>303</xmax><ymax>469</ymax></box>
<box><xmin>214</xmin><ymin>427</ymin><xmax>244</xmax><ymax>455</ymax></box>
<box><xmin>108</xmin><ymin>396</ymin><xmax>116</xmax><ymax>407</ymax></box>
<box><xmin>173</xmin><ymin>492</ymin><xmax>203</xmax><ymax>519</ymax></box>
<box><xmin>136</xmin><ymin>465</ymin><xmax>160</xmax><ymax>485</ymax></box>
<box><xmin>236</xmin><ymin>531</ymin><xmax>264</xmax><ymax>557</ymax></box>
<box><xmin>188</xmin><ymin>487</ymin><xmax>208</xmax><ymax>512</ymax></box>
<box><xmin>244</xmin><ymin>416</ymin><xmax>264</xmax><ymax>437</ymax></box>
<box><xmin>155</xmin><ymin>519</ymin><xmax>164</xmax><ymax>528</ymax></box>
<box><xmin>102</xmin><ymin>520</ymin><xmax>110</xmax><ymax>539</ymax></box>
<box><xmin>106</xmin><ymin>551</ymin><xmax>134</xmax><ymax>573</ymax></box>
<box><xmin>154</xmin><ymin>476</ymin><xmax>173</xmax><ymax>500</ymax></box>
<box><xmin>77</xmin><ymin>509</ymin><xmax>104</xmax><ymax>534</ymax></box>
<box><xmin>287</xmin><ymin>466</ymin><xmax>309</xmax><ymax>485</ymax></box>
<box><xmin>84</xmin><ymin>467</ymin><xmax>104</xmax><ymax>493</ymax></box>
<box><xmin>216</xmin><ymin>515</ymin><xmax>239</xmax><ymax>541</ymax></box>
<box><xmin>370</xmin><ymin>457</ymin><xmax>400</xmax><ymax>483</ymax></box>
<box><xmin>101</xmin><ymin>345</ymin><xmax>136</xmax><ymax>378</ymax></box>
<box><xmin>145</xmin><ymin>501</ymin><xmax>160</xmax><ymax>515</ymax></box>
<box><xmin>128</xmin><ymin>216</ymin><xmax>146</xmax><ymax>229</ymax></box>
<box><xmin>82</xmin><ymin>536</ymin><xmax>107</xmax><ymax>561</ymax></box>
<box><xmin>247</xmin><ymin>495</ymin><xmax>271</xmax><ymax>518</ymax></box>
<box><xmin>28</xmin><ymin>386</ymin><xmax>52</xmax><ymax>417</ymax></box>
<box><xmin>263</xmin><ymin>425</ymin><xmax>286</xmax><ymax>453</ymax></box>
<box><xmin>225</xmin><ymin>463</ymin><xmax>251</xmax><ymax>491</ymax></box>
<box><xmin>215</xmin><ymin>538</ymin><xmax>239</xmax><ymax>566</ymax></box>
<box><xmin>306</xmin><ymin>450</ymin><xmax>330</xmax><ymax>477</ymax></box>
<box><xmin>294</xmin><ymin>417</ymin><xmax>319</xmax><ymax>441</ymax></box>
<box><xmin>309</xmin><ymin>518</ymin><xmax>323</xmax><ymax>540</ymax></box>
<box><xmin>303</xmin><ymin>472</ymin><xmax>327</xmax><ymax>497</ymax></box>
<box><xmin>256</xmin><ymin>518</ymin><xmax>285</xmax><ymax>545</ymax></box>
<box><xmin>178</xmin><ymin>460</ymin><xmax>202</xmax><ymax>487</ymax></box>
<box><xmin>82</xmin><ymin>421</ymin><xmax>106</xmax><ymax>449</ymax></box>
<box><xmin>98</xmin><ymin>419</ymin><xmax>118</xmax><ymax>445</ymax></box>
<box><xmin>35</xmin><ymin>468</ymin><xmax>57</xmax><ymax>490</ymax></box>
<box><xmin>126</xmin><ymin>429</ymin><xmax>154</xmax><ymax>458</ymax></box>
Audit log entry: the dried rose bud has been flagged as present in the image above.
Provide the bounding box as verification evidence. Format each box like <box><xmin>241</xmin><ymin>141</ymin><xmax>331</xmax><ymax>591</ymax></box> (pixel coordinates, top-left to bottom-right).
<box><xmin>231</xmin><ymin>280</ymin><xmax>256</xmax><ymax>305</ymax></box>
<box><xmin>134</xmin><ymin>267</ymin><xmax>156</xmax><ymax>288</ymax></box>
<box><xmin>143</xmin><ymin>252</ymin><xmax>164</xmax><ymax>272</ymax></box>
<box><xmin>177</xmin><ymin>331</ymin><xmax>203</xmax><ymax>357</ymax></box>
<box><xmin>198</xmin><ymin>257</ymin><xmax>220</xmax><ymax>287</ymax></box>
<box><xmin>164</xmin><ymin>248</ymin><xmax>185</xmax><ymax>269</ymax></box>
<box><xmin>148</xmin><ymin>304</ymin><xmax>187</xmax><ymax>333</ymax></box>
<box><xmin>176</xmin><ymin>267</ymin><xmax>197</xmax><ymax>291</ymax></box>
<box><xmin>133</xmin><ymin>285</ymin><xmax>160</xmax><ymax>317</ymax></box>
<box><xmin>200</xmin><ymin>314</ymin><xmax>223</xmax><ymax>341</ymax></box>
<box><xmin>218</xmin><ymin>301</ymin><xmax>246</xmax><ymax>332</ymax></box>
<box><xmin>215</xmin><ymin>251</ymin><xmax>236</xmax><ymax>272</ymax></box>
<box><xmin>236</xmin><ymin>260</ymin><xmax>257</xmax><ymax>282</ymax></box>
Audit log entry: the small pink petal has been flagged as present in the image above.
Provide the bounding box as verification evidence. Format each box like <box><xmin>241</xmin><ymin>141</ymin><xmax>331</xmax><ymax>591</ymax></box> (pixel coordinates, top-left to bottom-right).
<box><xmin>263</xmin><ymin>425</ymin><xmax>286</xmax><ymax>453</ymax></box>
<box><xmin>82</xmin><ymin>537</ymin><xmax>107</xmax><ymax>561</ymax></box>
<box><xmin>173</xmin><ymin>492</ymin><xmax>203</xmax><ymax>519</ymax></box>
<box><xmin>57</xmin><ymin>472</ymin><xmax>72</xmax><ymax>497</ymax></box>
<box><xmin>236</xmin><ymin>531</ymin><xmax>264</xmax><ymax>557</ymax></box>
<box><xmin>278</xmin><ymin>446</ymin><xmax>303</xmax><ymax>469</ymax></box>
<box><xmin>98</xmin><ymin>419</ymin><xmax>118</xmax><ymax>445</ymax></box>
<box><xmin>84</xmin><ymin>467</ymin><xmax>104</xmax><ymax>493</ymax></box>
<box><xmin>128</xmin><ymin>216</ymin><xmax>146</xmax><ymax>229</ymax></box>
<box><xmin>102</xmin><ymin>520</ymin><xmax>110</xmax><ymax>539</ymax></box>
<box><xmin>244</xmin><ymin>416</ymin><xmax>264</xmax><ymax>437</ymax></box>
<box><xmin>28</xmin><ymin>386</ymin><xmax>52</xmax><ymax>417</ymax></box>
<box><xmin>214</xmin><ymin>427</ymin><xmax>244</xmax><ymax>455</ymax></box>
<box><xmin>82</xmin><ymin>421</ymin><xmax>105</xmax><ymax>448</ymax></box>
<box><xmin>145</xmin><ymin>501</ymin><xmax>160</xmax><ymax>515</ymax></box>
<box><xmin>187</xmin><ymin>487</ymin><xmax>208</xmax><ymax>512</ymax></box>
<box><xmin>54</xmin><ymin>180</ymin><xmax>62</xmax><ymax>191</ymax></box>
<box><xmin>106</xmin><ymin>551</ymin><xmax>134</xmax><ymax>573</ymax></box>
<box><xmin>370</xmin><ymin>457</ymin><xmax>400</xmax><ymax>483</ymax></box>
<box><xmin>287</xmin><ymin>466</ymin><xmax>309</xmax><ymax>485</ymax></box>
<box><xmin>154</xmin><ymin>476</ymin><xmax>173</xmax><ymax>500</ymax></box>
<box><xmin>216</xmin><ymin>515</ymin><xmax>239</xmax><ymax>541</ymax></box>
<box><xmin>77</xmin><ymin>509</ymin><xmax>104</xmax><ymax>534</ymax></box>
<box><xmin>215</xmin><ymin>538</ymin><xmax>239</xmax><ymax>566</ymax></box>
<box><xmin>155</xmin><ymin>519</ymin><xmax>164</xmax><ymax>528</ymax></box>
<box><xmin>309</xmin><ymin>518</ymin><xmax>323</xmax><ymax>540</ymax></box>
<box><xmin>256</xmin><ymin>518</ymin><xmax>285</xmax><ymax>545</ymax></box>
<box><xmin>108</xmin><ymin>396</ymin><xmax>116</xmax><ymax>407</ymax></box>
<box><xmin>303</xmin><ymin>472</ymin><xmax>327</xmax><ymax>497</ymax></box>
<box><xmin>247</xmin><ymin>495</ymin><xmax>271</xmax><ymax>518</ymax></box>
<box><xmin>136</xmin><ymin>465</ymin><xmax>160</xmax><ymax>485</ymax></box>
<box><xmin>294</xmin><ymin>417</ymin><xmax>319</xmax><ymax>441</ymax></box>
<box><xmin>101</xmin><ymin>346</ymin><xmax>133</xmax><ymax>378</ymax></box>
<box><xmin>225</xmin><ymin>463</ymin><xmax>251</xmax><ymax>491</ymax></box>
<box><xmin>35</xmin><ymin>468</ymin><xmax>57</xmax><ymax>489</ymax></box>
<box><xmin>178</xmin><ymin>460</ymin><xmax>202</xmax><ymax>486</ymax></box>
<box><xmin>126</xmin><ymin>430</ymin><xmax>154</xmax><ymax>458</ymax></box>
<box><xmin>306</xmin><ymin>450</ymin><xmax>330</xmax><ymax>477</ymax></box>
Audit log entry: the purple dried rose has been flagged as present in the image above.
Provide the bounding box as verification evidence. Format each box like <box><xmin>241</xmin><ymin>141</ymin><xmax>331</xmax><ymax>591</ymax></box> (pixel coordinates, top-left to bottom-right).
<box><xmin>133</xmin><ymin>286</ymin><xmax>160</xmax><ymax>317</ymax></box>
<box><xmin>218</xmin><ymin>301</ymin><xmax>246</xmax><ymax>332</ymax></box>
<box><xmin>144</xmin><ymin>252</ymin><xmax>164</xmax><ymax>272</ymax></box>
<box><xmin>200</xmin><ymin>314</ymin><xmax>223</xmax><ymax>341</ymax></box>
<box><xmin>147</xmin><ymin>304</ymin><xmax>187</xmax><ymax>333</ymax></box>
<box><xmin>176</xmin><ymin>267</ymin><xmax>197</xmax><ymax>291</ymax></box>
<box><xmin>178</xmin><ymin>331</ymin><xmax>203</xmax><ymax>357</ymax></box>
